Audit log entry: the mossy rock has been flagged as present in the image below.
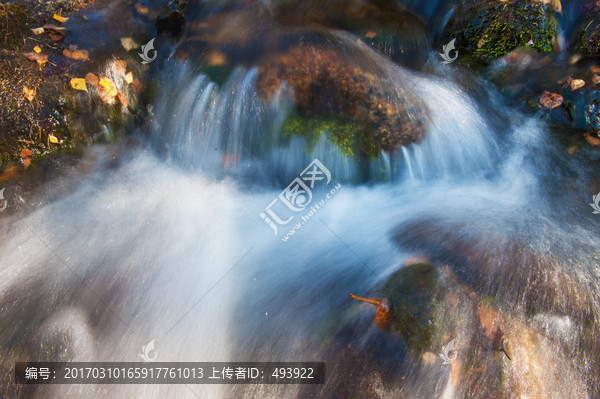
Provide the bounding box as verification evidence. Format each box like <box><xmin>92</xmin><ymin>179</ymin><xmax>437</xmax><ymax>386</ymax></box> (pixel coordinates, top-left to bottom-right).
<box><xmin>282</xmin><ymin>112</ymin><xmax>381</xmax><ymax>158</ymax></box>
<box><xmin>574</xmin><ymin>17</ymin><xmax>600</xmax><ymax>55</ymax></box>
<box><xmin>381</xmin><ymin>263</ymin><xmax>446</xmax><ymax>353</ymax></box>
<box><xmin>450</xmin><ymin>0</ymin><xmax>556</xmax><ymax>64</ymax></box>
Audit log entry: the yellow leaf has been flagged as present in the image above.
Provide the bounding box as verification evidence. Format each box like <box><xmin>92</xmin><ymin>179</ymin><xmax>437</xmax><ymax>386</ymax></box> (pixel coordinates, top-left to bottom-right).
<box><xmin>34</xmin><ymin>46</ymin><xmax>42</xmax><ymax>53</ymax></box>
<box><xmin>570</xmin><ymin>79</ymin><xmax>585</xmax><ymax>91</ymax></box>
<box><xmin>31</xmin><ymin>27</ymin><xmax>44</xmax><ymax>35</ymax></box>
<box><xmin>22</xmin><ymin>86</ymin><xmax>36</xmax><ymax>101</ymax></box>
<box><xmin>53</xmin><ymin>14</ymin><xmax>69</xmax><ymax>23</ymax></box>
<box><xmin>125</xmin><ymin>71</ymin><xmax>134</xmax><ymax>84</ymax></box>
<box><xmin>70</xmin><ymin>78</ymin><xmax>88</xmax><ymax>92</ymax></box>
<box><xmin>48</xmin><ymin>134</ymin><xmax>59</xmax><ymax>144</ymax></box>
<box><xmin>98</xmin><ymin>77</ymin><xmax>118</xmax><ymax>98</ymax></box>
<box><xmin>120</xmin><ymin>37</ymin><xmax>139</xmax><ymax>51</ymax></box>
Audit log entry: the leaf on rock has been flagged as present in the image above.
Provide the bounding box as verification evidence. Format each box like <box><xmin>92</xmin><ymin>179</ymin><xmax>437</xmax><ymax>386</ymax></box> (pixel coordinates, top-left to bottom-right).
<box><xmin>85</xmin><ymin>72</ymin><xmax>98</xmax><ymax>86</ymax></box>
<box><xmin>98</xmin><ymin>77</ymin><xmax>118</xmax><ymax>98</ymax></box>
<box><xmin>63</xmin><ymin>48</ymin><xmax>89</xmax><ymax>61</ymax></box>
<box><xmin>53</xmin><ymin>14</ymin><xmax>69</xmax><ymax>23</ymax></box>
<box><xmin>70</xmin><ymin>78</ymin><xmax>88</xmax><ymax>92</ymax></box>
<box><xmin>24</xmin><ymin>52</ymin><xmax>48</xmax><ymax>65</ymax></box>
<box><xmin>22</xmin><ymin>86</ymin><xmax>35</xmax><ymax>101</ymax></box>
<box><xmin>125</xmin><ymin>71</ymin><xmax>133</xmax><ymax>84</ymax></box>
<box><xmin>539</xmin><ymin>91</ymin><xmax>563</xmax><ymax>109</ymax></box>
<box><xmin>583</xmin><ymin>133</ymin><xmax>600</xmax><ymax>147</ymax></box>
<box><xmin>31</xmin><ymin>27</ymin><xmax>44</xmax><ymax>35</ymax></box>
<box><xmin>97</xmin><ymin>85</ymin><xmax>114</xmax><ymax>104</ymax></box>
<box><xmin>114</xmin><ymin>59</ymin><xmax>127</xmax><ymax>77</ymax></box>
<box><xmin>570</xmin><ymin>79</ymin><xmax>585</xmax><ymax>91</ymax></box>
<box><xmin>120</xmin><ymin>37</ymin><xmax>139</xmax><ymax>51</ymax></box>
<box><xmin>131</xmin><ymin>78</ymin><xmax>142</xmax><ymax>94</ymax></box>
<box><xmin>117</xmin><ymin>91</ymin><xmax>128</xmax><ymax>107</ymax></box>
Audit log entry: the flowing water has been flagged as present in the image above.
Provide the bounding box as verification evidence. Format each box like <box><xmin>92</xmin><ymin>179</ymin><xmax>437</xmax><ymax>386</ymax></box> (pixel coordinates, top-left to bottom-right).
<box><xmin>1</xmin><ymin>2</ymin><xmax>600</xmax><ymax>399</ymax></box>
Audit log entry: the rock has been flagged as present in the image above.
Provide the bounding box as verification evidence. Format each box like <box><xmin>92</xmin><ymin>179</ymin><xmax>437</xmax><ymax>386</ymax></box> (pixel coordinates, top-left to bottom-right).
<box><xmin>257</xmin><ymin>44</ymin><xmax>429</xmax><ymax>155</ymax></box>
<box><xmin>446</xmin><ymin>0</ymin><xmax>557</xmax><ymax>64</ymax></box>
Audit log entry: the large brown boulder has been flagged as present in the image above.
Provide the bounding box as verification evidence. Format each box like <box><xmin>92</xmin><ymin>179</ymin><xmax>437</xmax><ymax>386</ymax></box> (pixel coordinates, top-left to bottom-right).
<box><xmin>256</xmin><ymin>44</ymin><xmax>429</xmax><ymax>154</ymax></box>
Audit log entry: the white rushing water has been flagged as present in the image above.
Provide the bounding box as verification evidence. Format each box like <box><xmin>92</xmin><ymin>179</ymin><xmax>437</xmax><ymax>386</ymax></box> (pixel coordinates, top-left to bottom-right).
<box><xmin>1</xmin><ymin>57</ymin><xmax>599</xmax><ymax>398</ymax></box>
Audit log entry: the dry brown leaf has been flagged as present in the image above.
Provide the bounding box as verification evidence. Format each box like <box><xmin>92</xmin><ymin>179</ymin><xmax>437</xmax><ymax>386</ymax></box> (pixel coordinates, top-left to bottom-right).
<box><xmin>31</xmin><ymin>27</ymin><xmax>44</xmax><ymax>35</ymax></box>
<box><xmin>33</xmin><ymin>46</ymin><xmax>42</xmax><ymax>53</ymax></box>
<box><xmin>85</xmin><ymin>73</ymin><xmax>98</xmax><ymax>86</ymax></box>
<box><xmin>135</xmin><ymin>3</ymin><xmax>150</xmax><ymax>15</ymax></box>
<box><xmin>98</xmin><ymin>77</ymin><xmax>118</xmax><ymax>98</ymax></box>
<box><xmin>43</xmin><ymin>24</ymin><xmax>66</xmax><ymax>41</ymax></box>
<box><xmin>24</xmin><ymin>52</ymin><xmax>48</xmax><ymax>65</ymax></box>
<box><xmin>539</xmin><ymin>91</ymin><xmax>563</xmax><ymax>109</ymax></box>
<box><xmin>22</xmin><ymin>86</ymin><xmax>36</xmax><ymax>101</ymax></box>
<box><xmin>53</xmin><ymin>13</ymin><xmax>69</xmax><ymax>23</ymax></box>
<box><xmin>20</xmin><ymin>147</ymin><xmax>32</xmax><ymax>168</ymax></box>
<box><xmin>117</xmin><ymin>91</ymin><xmax>128</xmax><ymax>107</ymax></box>
<box><xmin>114</xmin><ymin>59</ymin><xmax>127</xmax><ymax>77</ymax></box>
<box><xmin>124</xmin><ymin>71</ymin><xmax>134</xmax><ymax>84</ymax></box>
<box><xmin>131</xmin><ymin>78</ymin><xmax>142</xmax><ymax>95</ymax></box>
<box><xmin>583</xmin><ymin>133</ymin><xmax>600</xmax><ymax>146</ymax></box>
<box><xmin>63</xmin><ymin>48</ymin><xmax>89</xmax><ymax>61</ymax></box>
<box><xmin>365</xmin><ymin>31</ymin><xmax>377</xmax><ymax>39</ymax></box>
<box><xmin>70</xmin><ymin>78</ymin><xmax>88</xmax><ymax>92</ymax></box>
<box><xmin>570</xmin><ymin>79</ymin><xmax>585</xmax><ymax>90</ymax></box>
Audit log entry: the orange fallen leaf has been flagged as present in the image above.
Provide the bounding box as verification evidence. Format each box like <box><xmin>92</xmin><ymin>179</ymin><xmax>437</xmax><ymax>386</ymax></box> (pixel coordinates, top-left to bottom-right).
<box><xmin>98</xmin><ymin>77</ymin><xmax>118</xmax><ymax>98</ymax></box>
<box><xmin>63</xmin><ymin>48</ymin><xmax>89</xmax><ymax>61</ymax></box>
<box><xmin>85</xmin><ymin>72</ymin><xmax>98</xmax><ymax>86</ymax></box>
<box><xmin>20</xmin><ymin>148</ymin><xmax>32</xmax><ymax>168</ymax></box>
<box><xmin>53</xmin><ymin>13</ymin><xmax>69</xmax><ymax>23</ymax></box>
<box><xmin>135</xmin><ymin>3</ymin><xmax>150</xmax><ymax>15</ymax></box>
<box><xmin>24</xmin><ymin>52</ymin><xmax>48</xmax><ymax>66</ymax></box>
<box><xmin>97</xmin><ymin>85</ymin><xmax>115</xmax><ymax>104</ymax></box>
<box><xmin>583</xmin><ymin>133</ymin><xmax>600</xmax><ymax>146</ymax></box>
<box><xmin>570</xmin><ymin>79</ymin><xmax>585</xmax><ymax>90</ymax></box>
<box><xmin>117</xmin><ymin>91</ymin><xmax>128</xmax><ymax>107</ymax></box>
<box><xmin>33</xmin><ymin>46</ymin><xmax>42</xmax><ymax>53</ymax></box>
<box><xmin>114</xmin><ymin>60</ymin><xmax>127</xmax><ymax>77</ymax></box>
<box><xmin>592</xmin><ymin>66</ymin><xmax>600</xmax><ymax>74</ymax></box>
<box><xmin>22</xmin><ymin>86</ymin><xmax>36</xmax><ymax>101</ymax></box>
<box><xmin>539</xmin><ymin>91</ymin><xmax>563</xmax><ymax>109</ymax></box>
<box><xmin>124</xmin><ymin>71</ymin><xmax>133</xmax><ymax>84</ymax></box>
<box><xmin>70</xmin><ymin>78</ymin><xmax>88</xmax><ymax>92</ymax></box>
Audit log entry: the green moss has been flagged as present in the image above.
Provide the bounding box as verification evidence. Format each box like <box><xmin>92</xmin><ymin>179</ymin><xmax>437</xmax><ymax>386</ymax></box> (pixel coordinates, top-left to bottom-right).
<box><xmin>281</xmin><ymin>112</ymin><xmax>381</xmax><ymax>158</ymax></box>
<box><xmin>575</xmin><ymin>19</ymin><xmax>600</xmax><ymax>55</ymax></box>
<box><xmin>458</xmin><ymin>0</ymin><xmax>556</xmax><ymax>63</ymax></box>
